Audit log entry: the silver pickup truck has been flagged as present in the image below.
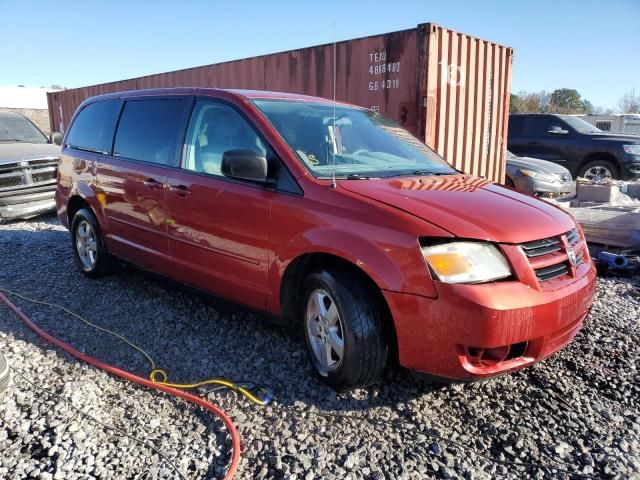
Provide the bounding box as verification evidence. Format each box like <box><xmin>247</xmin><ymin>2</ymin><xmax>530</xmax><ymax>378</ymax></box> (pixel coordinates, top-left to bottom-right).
<box><xmin>0</xmin><ymin>111</ymin><xmax>61</xmax><ymax>220</ymax></box>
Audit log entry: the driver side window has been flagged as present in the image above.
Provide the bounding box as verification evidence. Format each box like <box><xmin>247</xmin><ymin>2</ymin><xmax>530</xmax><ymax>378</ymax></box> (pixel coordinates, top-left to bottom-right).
<box><xmin>183</xmin><ymin>102</ymin><xmax>266</xmax><ymax>175</ymax></box>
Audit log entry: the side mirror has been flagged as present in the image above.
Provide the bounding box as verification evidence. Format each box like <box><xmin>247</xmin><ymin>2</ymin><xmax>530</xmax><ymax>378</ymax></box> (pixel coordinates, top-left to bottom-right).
<box><xmin>548</xmin><ymin>126</ymin><xmax>569</xmax><ymax>135</ymax></box>
<box><xmin>51</xmin><ymin>132</ymin><xmax>63</xmax><ymax>145</ymax></box>
<box><xmin>221</xmin><ymin>149</ymin><xmax>269</xmax><ymax>183</ymax></box>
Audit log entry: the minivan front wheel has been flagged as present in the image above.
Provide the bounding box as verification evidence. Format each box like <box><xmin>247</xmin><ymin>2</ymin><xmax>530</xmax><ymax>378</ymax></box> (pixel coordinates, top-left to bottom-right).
<box><xmin>301</xmin><ymin>268</ymin><xmax>388</xmax><ymax>391</ymax></box>
<box><xmin>71</xmin><ymin>208</ymin><xmax>113</xmax><ymax>278</ymax></box>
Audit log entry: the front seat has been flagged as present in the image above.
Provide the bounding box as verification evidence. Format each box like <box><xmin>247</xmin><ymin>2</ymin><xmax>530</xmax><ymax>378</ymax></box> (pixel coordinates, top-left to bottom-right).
<box><xmin>197</xmin><ymin>108</ymin><xmax>244</xmax><ymax>175</ymax></box>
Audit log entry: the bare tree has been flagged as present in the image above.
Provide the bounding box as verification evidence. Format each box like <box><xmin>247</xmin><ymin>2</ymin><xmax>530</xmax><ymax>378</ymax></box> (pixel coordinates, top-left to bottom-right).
<box><xmin>592</xmin><ymin>106</ymin><xmax>615</xmax><ymax>115</ymax></box>
<box><xmin>618</xmin><ymin>88</ymin><xmax>640</xmax><ymax>113</ymax></box>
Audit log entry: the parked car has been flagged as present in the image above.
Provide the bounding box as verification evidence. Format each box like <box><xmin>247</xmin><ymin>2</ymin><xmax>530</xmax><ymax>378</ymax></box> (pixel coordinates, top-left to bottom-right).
<box><xmin>505</xmin><ymin>150</ymin><xmax>573</xmax><ymax>197</ymax></box>
<box><xmin>508</xmin><ymin>113</ymin><xmax>640</xmax><ymax>181</ymax></box>
<box><xmin>56</xmin><ymin>88</ymin><xmax>596</xmax><ymax>391</ymax></box>
<box><xmin>0</xmin><ymin>350</ymin><xmax>8</xmax><ymax>402</ymax></box>
<box><xmin>0</xmin><ymin>111</ymin><xmax>62</xmax><ymax>220</ymax></box>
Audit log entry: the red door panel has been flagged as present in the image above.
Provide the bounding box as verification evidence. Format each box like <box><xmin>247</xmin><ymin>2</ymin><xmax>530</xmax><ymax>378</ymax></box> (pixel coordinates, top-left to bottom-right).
<box><xmin>97</xmin><ymin>156</ymin><xmax>170</xmax><ymax>275</ymax></box>
<box><xmin>165</xmin><ymin>171</ymin><xmax>272</xmax><ymax>310</ymax></box>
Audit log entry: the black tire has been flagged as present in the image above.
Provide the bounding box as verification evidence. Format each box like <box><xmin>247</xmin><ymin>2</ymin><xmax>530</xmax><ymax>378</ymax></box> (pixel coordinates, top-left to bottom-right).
<box><xmin>71</xmin><ymin>208</ymin><xmax>114</xmax><ymax>278</ymax></box>
<box><xmin>0</xmin><ymin>352</ymin><xmax>9</xmax><ymax>403</ymax></box>
<box><xmin>578</xmin><ymin>159</ymin><xmax>619</xmax><ymax>181</ymax></box>
<box><xmin>300</xmin><ymin>267</ymin><xmax>388</xmax><ymax>391</ymax></box>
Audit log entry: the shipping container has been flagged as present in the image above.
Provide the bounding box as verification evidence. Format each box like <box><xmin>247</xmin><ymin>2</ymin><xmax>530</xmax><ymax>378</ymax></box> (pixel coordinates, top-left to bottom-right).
<box><xmin>578</xmin><ymin>114</ymin><xmax>640</xmax><ymax>135</ymax></box>
<box><xmin>47</xmin><ymin>23</ymin><xmax>513</xmax><ymax>182</ymax></box>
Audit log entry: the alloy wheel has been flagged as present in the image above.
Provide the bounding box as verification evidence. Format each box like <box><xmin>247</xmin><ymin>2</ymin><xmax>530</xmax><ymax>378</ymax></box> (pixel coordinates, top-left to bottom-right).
<box><xmin>583</xmin><ymin>165</ymin><xmax>612</xmax><ymax>182</ymax></box>
<box><xmin>306</xmin><ymin>288</ymin><xmax>345</xmax><ymax>375</ymax></box>
<box><xmin>75</xmin><ymin>220</ymin><xmax>98</xmax><ymax>270</ymax></box>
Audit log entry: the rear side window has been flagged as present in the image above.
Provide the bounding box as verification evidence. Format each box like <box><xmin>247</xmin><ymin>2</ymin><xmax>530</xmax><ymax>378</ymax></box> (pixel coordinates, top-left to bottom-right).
<box><xmin>113</xmin><ymin>99</ymin><xmax>188</xmax><ymax>166</ymax></box>
<box><xmin>528</xmin><ymin>116</ymin><xmax>566</xmax><ymax>136</ymax></box>
<box><xmin>508</xmin><ymin>116</ymin><xmax>525</xmax><ymax>138</ymax></box>
<box><xmin>65</xmin><ymin>100</ymin><xmax>120</xmax><ymax>154</ymax></box>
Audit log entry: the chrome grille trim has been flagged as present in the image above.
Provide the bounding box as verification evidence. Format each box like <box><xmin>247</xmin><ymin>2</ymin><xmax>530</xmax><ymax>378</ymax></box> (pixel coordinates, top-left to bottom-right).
<box><xmin>535</xmin><ymin>263</ymin><xmax>569</xmax><ymax>282</ymax></box>
<box><xmin>520</xmin><ymin>237</ymin><xmax>561</xmax><ymax>257</ymax></box>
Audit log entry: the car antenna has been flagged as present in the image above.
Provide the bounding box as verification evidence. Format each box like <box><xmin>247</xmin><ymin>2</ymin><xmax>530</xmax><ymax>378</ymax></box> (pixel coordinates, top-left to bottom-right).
<box><xmin>330</xmin><ymin>22</ymin><xmax>337</xmax><ymax>189</ymax></box>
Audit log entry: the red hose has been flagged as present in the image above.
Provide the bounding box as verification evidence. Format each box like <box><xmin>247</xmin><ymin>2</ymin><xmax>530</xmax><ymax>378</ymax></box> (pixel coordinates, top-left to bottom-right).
<box><xmin>0</xmin><ymin>291</ymin><xmax>240</xmax><ymax>480</ymax></box>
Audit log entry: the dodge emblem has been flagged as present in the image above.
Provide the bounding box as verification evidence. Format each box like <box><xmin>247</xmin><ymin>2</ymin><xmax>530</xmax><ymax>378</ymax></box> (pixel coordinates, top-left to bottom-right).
<box><xmin>567</xmin><ymin>248</ymin><xmax>578</xmax><ymax>267</ymax></box>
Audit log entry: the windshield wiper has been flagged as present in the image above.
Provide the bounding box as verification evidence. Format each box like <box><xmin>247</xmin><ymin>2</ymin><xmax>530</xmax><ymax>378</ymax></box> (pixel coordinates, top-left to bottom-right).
<box><xmin>387</xmin><ymin>170</ymin><xmax>454</xmax><ymax>178</ymax></box>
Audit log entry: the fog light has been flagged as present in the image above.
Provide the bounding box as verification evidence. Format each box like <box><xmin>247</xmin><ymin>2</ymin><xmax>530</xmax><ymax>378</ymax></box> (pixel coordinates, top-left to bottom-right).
<box><xmin>463</xmin><ymin>341</ymin><xmax>528</xmax><ymax>367</ymax></box>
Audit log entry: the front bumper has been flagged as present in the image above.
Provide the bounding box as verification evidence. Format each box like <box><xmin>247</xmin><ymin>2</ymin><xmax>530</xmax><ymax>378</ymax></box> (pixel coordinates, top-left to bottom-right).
<box><xmin>384</xmin><ymin>261</ymin><xmax>597</xmax><ymax>381</ymax></box>
<box><xmin>0</xmin><ymin>183</ymin><xmax>57</xmax><ymax>220</ymax></box>
<box><xmin>514</xmin><ymin>175</ymin><xmax>574</xmax><ymax>197</ymax></box>
<box><xmin>621</xmin><ymin>156</ymin><xmax>640</xmax><ymax>179</ymax></box>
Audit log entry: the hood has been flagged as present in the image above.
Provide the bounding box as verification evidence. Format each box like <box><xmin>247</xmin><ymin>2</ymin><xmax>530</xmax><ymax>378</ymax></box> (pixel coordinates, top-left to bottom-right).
<box><xmin>340</xmin><ymin>175</ymin><xmax>575</xmax><ymax>244</ymax></box>
<box><xmin>0</xmin><ymin>142</ymin><xmax>61</xmax><ymax>162</ymax></box>
<box><xmin>507</xmin><ymin>156</ymin><xmax>570</xmax><ymax>175</ymax></box>
<box><xmin>587</xmin><ymin>132</ymin><xmax>640</xmax><ymax>143</ymax></box>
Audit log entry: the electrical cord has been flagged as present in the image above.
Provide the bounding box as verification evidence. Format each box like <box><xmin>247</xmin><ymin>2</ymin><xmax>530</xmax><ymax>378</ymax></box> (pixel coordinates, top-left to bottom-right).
<box><xmin>0</xmin><ymin>287</ymin><xmax>273</xmax><ymax>407</ymax></box>
<box><xmin>10</xmin><ymin>367</ymin><xmax>188</xmax><ymax>480</ymax></box>
<box><xmin>0</xmin><ymin>289</ymin><xmax>241</xmax><ymax>480</ymax></box>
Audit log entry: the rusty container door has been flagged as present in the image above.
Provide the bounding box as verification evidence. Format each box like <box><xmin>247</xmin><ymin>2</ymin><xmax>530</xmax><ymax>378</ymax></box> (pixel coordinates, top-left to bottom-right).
<box><xmin>421</xmin><ymin>24</ymin><xmax>513</xmax><ymax>183</ymax></box>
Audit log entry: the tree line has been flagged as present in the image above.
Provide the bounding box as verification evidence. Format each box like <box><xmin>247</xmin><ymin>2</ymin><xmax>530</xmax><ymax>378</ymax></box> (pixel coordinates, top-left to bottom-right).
<box><xmin>510</xmin><ymin>88</ymin><xmax>640</xmax><ymax>115</ymax></box>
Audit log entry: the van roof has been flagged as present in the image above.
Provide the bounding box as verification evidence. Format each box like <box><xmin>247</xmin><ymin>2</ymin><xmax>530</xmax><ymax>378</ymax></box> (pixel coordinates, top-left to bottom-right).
<box><xmin>82</xmin><ymin>87</ymin><xmax>353</xmax><ymax>107</ymax></box>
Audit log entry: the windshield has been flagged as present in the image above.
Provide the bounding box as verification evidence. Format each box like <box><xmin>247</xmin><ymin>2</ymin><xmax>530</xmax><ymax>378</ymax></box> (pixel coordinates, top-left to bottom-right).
<box><xmin>0</xmin><ymin>115</ymin><xmax>48</xmax><ymax>143</ymax></box>
<box><xmin>560</xmin><ymin>116</ymin><xmax>602</xmax><ymax>134</ymax></box>
<box><xmin>253</xmin><ymin>100</ymin><xmax>456</xmax><ymax>178</ymax></box>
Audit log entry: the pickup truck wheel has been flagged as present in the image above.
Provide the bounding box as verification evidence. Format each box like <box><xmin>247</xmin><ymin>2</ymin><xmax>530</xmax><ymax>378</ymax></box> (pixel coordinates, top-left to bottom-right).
<box><xmin>71</xmin><ymin>208</ymin><xmax>113</xmax><ymax>278</ymax></box>
<box><xmin>578</xmin><ymin>160</ymin><xmax>618</xmax><ymax>181</ymax></box>
<box><xmin>301</xmin><ymin>268</ymin><xmax>388</xmax><ymax>391</ymax></box>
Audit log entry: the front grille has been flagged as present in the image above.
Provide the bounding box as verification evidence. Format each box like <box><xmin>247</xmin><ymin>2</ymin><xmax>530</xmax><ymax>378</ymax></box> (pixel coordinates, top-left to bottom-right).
<box><xmin>0</xmin><ymin>156</ymin><xmax>58</xmax><ymax>190</ymax></box>
<box><xmin>0</xmin><ymin>174</ymin><xmax>24</xmax><ymax>188</ymax></box>
<box><xmin>0</xmin><ymin>162</ymin><xmax>22</xmax><ymax>173</ymax></box>
<box><xmin>520</xmin><ymin>227</ymin><xmax>586</xmax><ymax>284</ymax></box>
<box><xmin>32</xmin><ymin>171</ymin><xmax>56</xmax><ymax>183</ymax></box>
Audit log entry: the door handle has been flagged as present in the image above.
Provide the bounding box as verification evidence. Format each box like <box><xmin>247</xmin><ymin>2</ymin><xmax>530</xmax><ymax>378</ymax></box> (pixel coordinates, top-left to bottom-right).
<box><xmin>527</xmin><ymin>141</ymin><xmax>540</xmax><ymax>145</ymax></box>
<box><xmin>143</xmin><ymin>178</ymin><xmax>164</xmax><ymax>190</ymax></box>
<box><xmin>169</xmin><ymin>184</ymin><xmax>192</xmax><ymax>196</ymax></box>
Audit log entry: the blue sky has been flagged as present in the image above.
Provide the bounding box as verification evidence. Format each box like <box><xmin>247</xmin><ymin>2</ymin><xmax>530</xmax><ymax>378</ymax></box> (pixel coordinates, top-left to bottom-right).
<box><xmin>1</xmin><ymin>0</ymin><xmax>638</xmax><ymax>109</ymax></box>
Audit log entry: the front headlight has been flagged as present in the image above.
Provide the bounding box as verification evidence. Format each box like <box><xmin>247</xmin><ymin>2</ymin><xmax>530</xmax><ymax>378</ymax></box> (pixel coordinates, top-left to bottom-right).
<box><xmin>421</xmin><ymin>241</ymin><xmax>512</xmax><ymax>284</ymax></box>
<box><xmin>520</xmin><ymin>169</ymin><xmax>557</xmax><ymax>182</ymax></box>
<box><xmin>623</xmin><ymin>144</ymin><xmax>640</xmax><ymax>155</ymax></box>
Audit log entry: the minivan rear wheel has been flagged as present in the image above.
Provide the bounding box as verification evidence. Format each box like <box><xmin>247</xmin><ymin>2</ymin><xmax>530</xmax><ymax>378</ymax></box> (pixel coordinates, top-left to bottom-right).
<box><xmin>71</xmin><ymin>208</ymin><xmax>113</xmax><ymax>278</ymax></box>
<box><xmin>301</xmin><ymin>267</ymin><xmax>388</xmax><ymax>391</ymax></box>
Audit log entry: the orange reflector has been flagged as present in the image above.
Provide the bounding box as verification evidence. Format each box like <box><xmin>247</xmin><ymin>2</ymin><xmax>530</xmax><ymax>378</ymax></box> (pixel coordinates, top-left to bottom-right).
<box><xmin>424</xmin><ymin>253</ymin><xmax>471</xmax><ymax>277</ymax></box>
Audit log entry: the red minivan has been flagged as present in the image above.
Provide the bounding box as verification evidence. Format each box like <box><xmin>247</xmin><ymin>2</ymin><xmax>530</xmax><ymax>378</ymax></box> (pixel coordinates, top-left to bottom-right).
<box><xmin>56</xmin><ymin>88</ymin><xmax>596</xmax><ymax>390</ymax></box>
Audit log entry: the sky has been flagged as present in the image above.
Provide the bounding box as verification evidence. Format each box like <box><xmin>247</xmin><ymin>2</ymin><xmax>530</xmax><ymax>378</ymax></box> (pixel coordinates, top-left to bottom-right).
<box><xmin>1</xmin><ymin>0</ymin><xmax>638</xmax><ymax>110</ymax></box>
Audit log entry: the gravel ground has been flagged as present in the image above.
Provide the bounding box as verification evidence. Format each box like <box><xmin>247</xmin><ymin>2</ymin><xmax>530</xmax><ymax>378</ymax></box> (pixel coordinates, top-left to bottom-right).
<box><xmin>0</xmin><ymin>213</ymin><xmax>638</xmax><ymax>480</ymax></box>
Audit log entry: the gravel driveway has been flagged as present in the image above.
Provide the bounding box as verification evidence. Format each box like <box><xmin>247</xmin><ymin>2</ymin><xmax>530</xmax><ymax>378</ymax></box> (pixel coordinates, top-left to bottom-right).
<box><xmin>1</xmin><ymin>214</ymin><xmax>638</xmax><ymax>479</ymax></box>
